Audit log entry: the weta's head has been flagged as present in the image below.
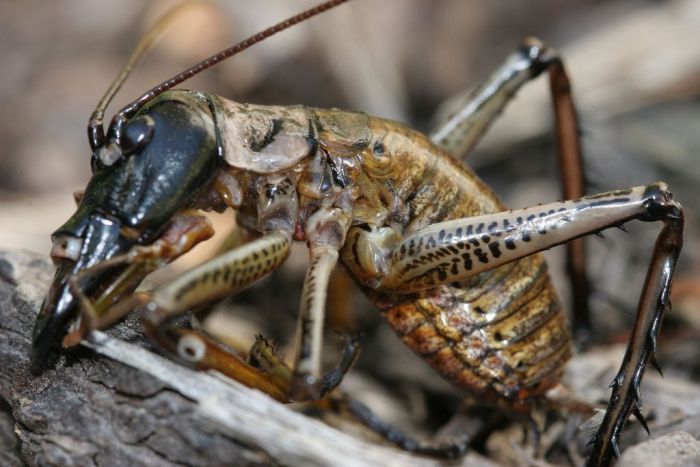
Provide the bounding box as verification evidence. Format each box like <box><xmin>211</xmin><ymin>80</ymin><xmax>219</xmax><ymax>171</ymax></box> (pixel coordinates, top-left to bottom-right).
<box><xmin>32</xmin><ymin>93</ymin><xmax>219</xmax><ymax>370</ymax></box>
<box><xmin>31</xmin><ymin>0</ymin><xmax>348</xmax><ymax>371</ymax></box>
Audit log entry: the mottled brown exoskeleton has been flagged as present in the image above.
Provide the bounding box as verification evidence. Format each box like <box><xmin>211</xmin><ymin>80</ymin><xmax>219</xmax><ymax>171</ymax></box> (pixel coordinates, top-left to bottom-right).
<box><xmin>32</xmin><ymin>1</ymin><xmax>683</xmax><ymax>465</ymax></box>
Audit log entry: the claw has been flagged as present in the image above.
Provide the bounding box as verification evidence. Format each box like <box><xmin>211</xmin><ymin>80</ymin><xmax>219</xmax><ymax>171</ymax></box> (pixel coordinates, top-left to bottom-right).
<box><xmin>632</xmin><ymin>404</ymin><xmax>650</xmax><ymax>436</ymax></box>
<box><xmin>649</xmin><ymin>354</ymin><xmax>663</xmax><ymax>376</ymax></box>
<box><xmin>609</xmin><ymin>372</ymin><xmax>624</xmax><ymax>389</ymax></box>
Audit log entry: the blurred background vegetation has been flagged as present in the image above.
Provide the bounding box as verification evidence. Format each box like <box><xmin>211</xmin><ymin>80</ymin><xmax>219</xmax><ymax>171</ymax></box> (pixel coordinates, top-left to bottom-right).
<box><xmin>1</xmin><ymin>1</ymin><xmax>699</xmax><ymax>463</ymax></box>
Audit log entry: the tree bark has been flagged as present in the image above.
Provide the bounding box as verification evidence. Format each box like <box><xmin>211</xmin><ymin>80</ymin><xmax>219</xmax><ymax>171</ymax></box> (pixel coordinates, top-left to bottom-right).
<box><xmin>0</xmin><ymin>249</ymin><xmax>495</xmax><ymax>467</ymax></box>
<box><xmin>4</xmin><ymin>248</ymin><xmax>700</xmax><ymax>466</ymax></box>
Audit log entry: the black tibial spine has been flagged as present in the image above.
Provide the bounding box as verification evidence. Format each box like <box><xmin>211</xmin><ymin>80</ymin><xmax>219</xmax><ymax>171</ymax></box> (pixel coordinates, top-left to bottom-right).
<box><xmin>334</xmin><ymin>396</ymin><xmax>469</xmax><ymax>460</ymax></box>
<box><xmin>586</xmin><ymin>184</ymin><xmax>683</xmax><ymax>467</ymax></box>
<box><xmin>631</xmin><ymin>404</ymin><xmax>650</xmax><ymax>436</ymax></box>
<box><xmin>649</xmin><ymin>354</ymin><xmax>663</xmax><ymax>376</ymax></box>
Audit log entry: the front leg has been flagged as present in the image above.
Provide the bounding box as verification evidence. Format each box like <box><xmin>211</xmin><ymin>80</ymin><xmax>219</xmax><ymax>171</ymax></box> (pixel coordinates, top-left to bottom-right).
<box><xmin>141</xmin><ymin>231</ymin><xmax>294</xmax><ymax>401</ymax></box>
<box><xmin>68</xmin><ymin>174</ymin><xmax>305</xmax><ymax>402</ymax></box>
<box><xmin>63</xmin><ymin>210</ymin><xmax>215</xmax><ymax>346</ymax></box>
<box><xmin>65</xmin><ymin>226</ymin><xmax>295</xmax><ymax>401</ymax></box>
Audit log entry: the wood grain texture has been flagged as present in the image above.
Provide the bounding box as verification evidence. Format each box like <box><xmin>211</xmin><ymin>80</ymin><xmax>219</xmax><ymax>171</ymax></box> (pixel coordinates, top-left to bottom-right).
<box><xmin>0</xmin><ymin>249</ymin><xmax>496</xmax><ymax>467</ymax></box>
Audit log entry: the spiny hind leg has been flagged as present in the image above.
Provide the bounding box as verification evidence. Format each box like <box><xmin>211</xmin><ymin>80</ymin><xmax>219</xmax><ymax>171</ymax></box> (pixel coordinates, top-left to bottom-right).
<box><xmin>430</xmin><ymin>38</ymin><xmax>591</xmax><ymax>343</ymax></box>
<box><xmin>346</xmin><ymin>183</ymin><xmax>682</xmax><ymax>465</ymax></box>
<box><xmin>588</xmin><ymin>219</ymin><xmax>683</xmax><ymax>464</ymax></box>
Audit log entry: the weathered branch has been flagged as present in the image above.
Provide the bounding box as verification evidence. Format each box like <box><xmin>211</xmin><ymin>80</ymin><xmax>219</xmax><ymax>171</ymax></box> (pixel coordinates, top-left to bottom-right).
<box><xmin>0</xmin><ymin>250</ymin><xmax>495</xmax><ymax>467</ymax></box>
<box><xmin>4</xmin><ymin>248</ymin><xmax>700</xmax><ymax>466</ymax></box>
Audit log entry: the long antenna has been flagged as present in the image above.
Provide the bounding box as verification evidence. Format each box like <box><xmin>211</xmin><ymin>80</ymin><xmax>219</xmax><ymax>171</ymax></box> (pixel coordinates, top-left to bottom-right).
<box><xmin>88</xmin><ymin>1</ymin><xmax>206</xmax><ymax>151</ymax></box>
<box><xmin>104</xmin><ymin>0</ymin><xmax>349</xmax><ymax>147</ymax></box>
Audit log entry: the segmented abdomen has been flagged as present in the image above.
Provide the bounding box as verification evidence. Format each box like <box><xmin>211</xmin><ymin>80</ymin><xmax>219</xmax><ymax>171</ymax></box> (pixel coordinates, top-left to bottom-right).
<box><xmin>355</xmin><ymin>117</ymin><xmax>573</xmax><ymax>404</ymax></box>
<box><xmin>373</xmin><ymin>253</ymin><xmax>571</xmax><ymax>403</ymax></box>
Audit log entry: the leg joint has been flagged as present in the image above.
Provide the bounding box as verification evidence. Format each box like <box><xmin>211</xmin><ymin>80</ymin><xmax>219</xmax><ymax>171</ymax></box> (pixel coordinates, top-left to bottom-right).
<box><xmin>520</xmin><ymin>37</ymin><xmax>561</xmax><ymax>77</ymax></box>
<box><xmin>640</xmin><ymin>182</ymin><xmax>683</xmax><ymax>223</ymax></box>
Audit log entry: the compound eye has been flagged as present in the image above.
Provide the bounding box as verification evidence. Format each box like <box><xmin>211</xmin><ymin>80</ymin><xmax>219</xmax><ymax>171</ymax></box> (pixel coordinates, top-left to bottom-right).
<box><xmin>121</xmin><ymin>114</ymin><xmax>155</xmax><ymax>156</ymax></box>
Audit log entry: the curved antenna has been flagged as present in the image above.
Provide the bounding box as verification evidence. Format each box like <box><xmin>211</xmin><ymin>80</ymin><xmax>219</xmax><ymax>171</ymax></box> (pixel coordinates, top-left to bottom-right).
<box><xmin>107</xmin><ymin>0</ymin><xmax>349</xmax><ymax>146</ymax></box>
<box><xmin>88</xmin><ymin>1</ymin><xmax>206</xmax><ymax>151</ymax></box>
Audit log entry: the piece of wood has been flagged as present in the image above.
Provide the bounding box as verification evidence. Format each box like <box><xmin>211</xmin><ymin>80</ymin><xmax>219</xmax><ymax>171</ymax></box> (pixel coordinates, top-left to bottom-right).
<box><xmin>0</xmin><ymin>249</ymin><xmax>496</xmax><ymax>467</ymax></box>
<box><xmin>4</xmin><ymin>247</ymin><xmax>700</xmax><ymax>465</ymax></box>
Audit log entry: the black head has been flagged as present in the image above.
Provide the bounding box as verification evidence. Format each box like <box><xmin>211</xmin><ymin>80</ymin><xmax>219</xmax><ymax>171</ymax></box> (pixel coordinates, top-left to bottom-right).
<box><xmin>32</xmin><ymin>92</ymin><xmax>219</xmax><ymax>370</ymax></box>
<box><xmin>32</xmin><ymin>0</ymin><xmax>349</xmax><ymax>371</ymax></box>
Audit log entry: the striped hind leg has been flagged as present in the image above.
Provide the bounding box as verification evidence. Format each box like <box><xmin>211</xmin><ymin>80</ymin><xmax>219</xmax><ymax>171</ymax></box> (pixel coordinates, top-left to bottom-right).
<box><xmin>345</xmin><ymin>183</ymin><xmax>682</xmax><ymax>466</ymax></box>
<box><xmin>430</xmin><ymin>37</ymin><xmax>591</xmax><ymax>343</ymax></box>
